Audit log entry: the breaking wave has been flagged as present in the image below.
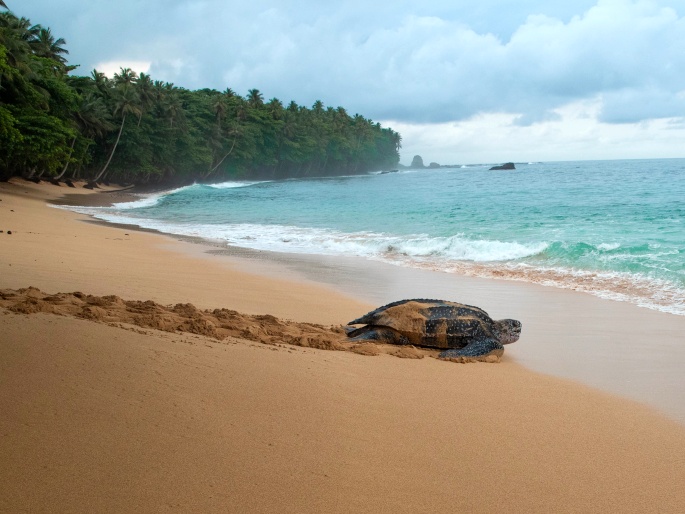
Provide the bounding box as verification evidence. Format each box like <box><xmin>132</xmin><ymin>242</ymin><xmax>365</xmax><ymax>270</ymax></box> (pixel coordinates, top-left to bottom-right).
<box><xmin>50</xmin><ymin>202</ymin><xmax>685</xmax><ymax>316</ymax></box>
<box><xmin>205</xmin><ymin>181</ymin><xmax>269</xmax><ymax>189</ymax></box>
<box><xmin>53</xmin><ymin>158</ymin><xmax>685</xmax><ymax>317</ymax></box>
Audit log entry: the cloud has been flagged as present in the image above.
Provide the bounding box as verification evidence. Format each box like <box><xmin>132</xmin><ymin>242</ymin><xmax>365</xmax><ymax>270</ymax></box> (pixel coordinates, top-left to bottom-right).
<box><xmin>390</xmin><ymin>99</ymin><xmax>685</xmax><ymax>165</ymax></box>
<box><xmin>599</xmin><ymin>87</ymin><xmax>685</xmax><ymax>124</ymax></box>
<box><xmin>145</xmin><ymin>1</ymin><xmax>685</xmax><ymax>126</ymax></box>
<box><xmin>95</xmin><ymin>61</ymin><xmax>151</xmax><ymax>78</ymax></box>
<box><xmin>14</xmin><ymin>0</ymin><xmax>685</xmax><ymax>161</ymax></box>
<box><xmin>18</xmin><ymin>1</ymin><xmax>685</xmax><ymax>125</ymax></box>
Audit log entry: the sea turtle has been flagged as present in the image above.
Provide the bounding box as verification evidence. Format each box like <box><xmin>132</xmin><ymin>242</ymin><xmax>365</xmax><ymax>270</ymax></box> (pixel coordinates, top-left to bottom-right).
<box><xmin>345</xmin><ymin>299</ymin><xmax>521</xmax><ymax>359</ymax></box>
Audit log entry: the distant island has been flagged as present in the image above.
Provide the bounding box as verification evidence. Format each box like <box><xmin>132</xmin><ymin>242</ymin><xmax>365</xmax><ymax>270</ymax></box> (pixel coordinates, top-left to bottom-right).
<box><xmin>0</xmin><ymin>7</ymin><xmax>401</xmax><ymax>186</ymax></box>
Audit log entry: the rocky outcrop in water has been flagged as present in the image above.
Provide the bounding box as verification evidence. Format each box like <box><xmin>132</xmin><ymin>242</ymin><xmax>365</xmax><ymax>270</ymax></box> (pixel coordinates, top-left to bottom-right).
<box><xmin>490</xmin><ymin>162</ymin><xmax>516</xmax><ymax>170</ymax></box>
<box><xmin>410</xmin><ymin>155</ymin><xmax>425</xmax><ymax>168</ymax></box>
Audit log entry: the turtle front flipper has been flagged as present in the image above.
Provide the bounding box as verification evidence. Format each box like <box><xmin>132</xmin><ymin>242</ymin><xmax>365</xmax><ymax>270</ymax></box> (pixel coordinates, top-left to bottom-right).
<box><xmin>439</xmin><ymin>338</ymin><xmax>504</xmax><ymax>361</ymax></box>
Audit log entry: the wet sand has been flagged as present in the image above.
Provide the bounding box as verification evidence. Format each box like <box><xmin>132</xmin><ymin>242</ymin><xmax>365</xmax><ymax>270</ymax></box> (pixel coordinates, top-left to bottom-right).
<box><xmin>2</xmin><ymin>178</ymin><xmax>685</xmax><ymax>513</ymax></box>
<box><xmin>208</xmin><ymin>247</ymin><xmax>685</xmax><ymax>425</ymax></box>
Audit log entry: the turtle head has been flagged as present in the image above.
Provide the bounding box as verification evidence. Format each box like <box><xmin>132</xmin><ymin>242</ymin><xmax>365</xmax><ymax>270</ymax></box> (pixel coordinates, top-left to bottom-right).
<box><xmin>495</xmin><ymin>319</ymin><xmax>522</xmax><ymax>344</ymax></box>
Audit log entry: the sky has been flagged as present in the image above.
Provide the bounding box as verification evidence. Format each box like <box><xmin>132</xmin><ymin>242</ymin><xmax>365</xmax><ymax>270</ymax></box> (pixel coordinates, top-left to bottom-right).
<box><xmin>15</xmin><ymin>0</ymin><xmax>685</xmax><ymax>164</ymax></box>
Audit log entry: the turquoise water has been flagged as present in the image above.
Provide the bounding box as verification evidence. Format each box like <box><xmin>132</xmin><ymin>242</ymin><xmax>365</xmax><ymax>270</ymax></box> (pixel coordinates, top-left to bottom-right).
<box><xmin>66</xmin><ymin>159</ymin><xmax>685</xmax><ymax>315</ymax></box>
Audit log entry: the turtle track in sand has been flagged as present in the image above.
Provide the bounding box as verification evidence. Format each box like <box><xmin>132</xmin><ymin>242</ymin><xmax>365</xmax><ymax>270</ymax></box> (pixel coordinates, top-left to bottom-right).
<box><xmin>0</xmin><ymin>287</ymin><xmax>433</xmax><ymax>359</ymax></box>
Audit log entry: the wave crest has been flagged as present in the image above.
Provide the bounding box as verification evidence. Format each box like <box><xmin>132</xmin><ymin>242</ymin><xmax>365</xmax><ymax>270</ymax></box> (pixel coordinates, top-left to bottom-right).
<box><xmin>52</xmin><ymin>202</ymin><xmax>685</xmax><ymax>316</ymax></box>
<box><xmin>205</xmin><ymin>181</ymin><xmax>269</xmax><ymax>189</ymax></box>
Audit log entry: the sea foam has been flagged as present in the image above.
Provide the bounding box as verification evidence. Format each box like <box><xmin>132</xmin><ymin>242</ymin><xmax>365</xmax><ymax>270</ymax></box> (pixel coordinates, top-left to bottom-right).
<box><xmin>54</xmin><ymin>201</ymin><xmax>685</xmax><ymax>316</ymax></box>
<box><xmin>206</xmin><ymin>181</ymin><xmax>268</xmax><ymax>189</ymax></box>
<box><xmin>53</xmin><ymin>158</ymin><xmax>685</xmax><ymax>316</ymax></box>
<box><xmin>107</xmin><ymin>181</ymin><xmax>266</xmax><ymax>209</ymax></box>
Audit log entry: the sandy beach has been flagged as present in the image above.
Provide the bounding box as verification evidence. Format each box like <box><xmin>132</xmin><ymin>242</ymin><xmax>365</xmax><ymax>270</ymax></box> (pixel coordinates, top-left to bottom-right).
<box><xmin>2</xmin><ymin>179</ymin><xmax>685</xmax><ymax>513</ymax></box>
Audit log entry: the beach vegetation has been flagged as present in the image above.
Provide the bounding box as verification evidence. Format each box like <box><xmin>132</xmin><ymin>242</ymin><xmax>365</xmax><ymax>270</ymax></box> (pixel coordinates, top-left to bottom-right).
<box><xmin>0</xmin><ymin>8</ymin><xmax>401</xmax><ymax>185</ymax></box>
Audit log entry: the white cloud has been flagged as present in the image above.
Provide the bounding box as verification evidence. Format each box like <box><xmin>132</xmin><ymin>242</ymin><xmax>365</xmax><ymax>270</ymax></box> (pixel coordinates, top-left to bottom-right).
<box><xmin>15</xmin><ymin>0</ymin><xmax>685</xmax><ymax>161</ymax></box>
<box><xmin>390</xmin><ymin>98</ymin><xmax>685</xmax><ymax>164</ymax></box>
<box><xmin>94</xmin><ymin>61</ymin><xmax>151</xmax><ymax>78</ymax></box>
<box><xmin>144</xmin><ymin>0</ymin><xmax>684</xmax><ymax>127</ymax></box>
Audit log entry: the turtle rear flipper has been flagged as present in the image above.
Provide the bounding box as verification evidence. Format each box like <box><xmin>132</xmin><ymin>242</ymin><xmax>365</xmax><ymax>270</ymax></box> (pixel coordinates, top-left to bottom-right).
<box><xmin>347</xmin><ymin>326</ymin><xmax>410</xmax><ymax>345</ymax></box>
<box><xmin>438</xmin><ymin>338</ymin><xmax>503</xmax><ymax>359</ymax></box>
<box><xmin>344</xmin><ymin>325</ymin><xmax>360</xmax><ymax>335</ymax></box>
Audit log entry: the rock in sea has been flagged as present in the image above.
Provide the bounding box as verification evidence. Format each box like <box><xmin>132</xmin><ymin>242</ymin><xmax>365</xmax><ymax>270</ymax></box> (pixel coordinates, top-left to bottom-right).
<box><xmin>490</xmin><ymin>162</ymin><xmax>516</xmax><ymax>170</ymax></box>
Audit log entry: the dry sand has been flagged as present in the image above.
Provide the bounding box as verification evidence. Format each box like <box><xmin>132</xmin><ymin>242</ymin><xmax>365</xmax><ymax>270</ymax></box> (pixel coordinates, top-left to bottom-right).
<box><xmin>2</xmin><ymin>179</ymin><xmax>685</xmax><ymax>513</ymax></box>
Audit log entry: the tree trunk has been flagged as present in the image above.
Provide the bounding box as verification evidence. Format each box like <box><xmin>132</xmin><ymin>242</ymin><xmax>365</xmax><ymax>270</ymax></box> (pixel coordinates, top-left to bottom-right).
<box><xmin>91</xmin><ymin>114</ymin><xmax>126</xmax><ymax>184</ymax></box>
<box><xmin>55</xmin><ymin>137</ymin><xmax>76</xmax><ymax>180</ymax></box>
<box><xmin>204</xmin><ymin>138</ymin><xmax>237</xmax><ymax>179</ymax></box>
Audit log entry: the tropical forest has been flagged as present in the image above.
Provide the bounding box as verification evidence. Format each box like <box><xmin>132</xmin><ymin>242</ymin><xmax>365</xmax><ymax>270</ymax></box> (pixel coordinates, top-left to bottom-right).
<box><xmin>0</xmin><ymin>5</ymin><xmax>401</xmax><ymax>186</ymax></box>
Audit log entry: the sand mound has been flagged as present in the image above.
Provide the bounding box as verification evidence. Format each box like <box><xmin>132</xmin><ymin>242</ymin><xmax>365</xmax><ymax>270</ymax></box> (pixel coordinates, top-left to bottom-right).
<box><xmin>0</xmin><ymin>288</ymin><xmax>457</xmax><ymax>360</ymax></box>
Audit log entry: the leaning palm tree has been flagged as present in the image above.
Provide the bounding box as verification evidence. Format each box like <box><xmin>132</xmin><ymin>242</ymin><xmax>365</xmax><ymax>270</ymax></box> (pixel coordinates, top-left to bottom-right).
<box><xmin>89</xmin><ymin>85</ymin><xmax>141</xmax><ymax>185</ymax></box>
<box><xmin>205</xmin><ymin>95</ymin><xmax>242</xmax><ymax>179</ymax></box>
<box><xmin>204</xmin><ymin>124</ymin><xmax>241</xmax><ymax>180</ymax></box>
<box><xmin>55</xmin><ymin>93</ymin><xmax>114</xmax><ymax>180</ymax></box>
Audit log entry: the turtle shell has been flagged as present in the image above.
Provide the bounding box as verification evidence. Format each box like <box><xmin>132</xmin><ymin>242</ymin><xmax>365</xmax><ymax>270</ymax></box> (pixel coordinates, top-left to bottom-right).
<box><xmin>348</xmin><ymin>299</ymin><xmax>497</xmax><ymax>349</ymax></box>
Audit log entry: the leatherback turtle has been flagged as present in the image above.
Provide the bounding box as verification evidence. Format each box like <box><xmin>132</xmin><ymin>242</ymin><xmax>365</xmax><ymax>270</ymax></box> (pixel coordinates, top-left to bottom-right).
<box><xmin>345</xmin><ymin>299</ymin><xmax>521</xmax><ymax>359</ymax></box>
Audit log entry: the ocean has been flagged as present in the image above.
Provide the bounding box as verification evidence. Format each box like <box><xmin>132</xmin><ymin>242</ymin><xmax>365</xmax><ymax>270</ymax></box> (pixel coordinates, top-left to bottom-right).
<box><xmin>63</xmin><ymin>158</ymin><xmax>685</xmax><ymax>316</ymax></box>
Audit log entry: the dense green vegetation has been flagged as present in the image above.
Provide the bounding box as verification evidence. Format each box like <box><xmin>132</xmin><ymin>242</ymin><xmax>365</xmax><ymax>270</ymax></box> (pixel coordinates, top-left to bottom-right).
<box><xmin>0</xmin><ymin>7</ymin><xmax>401</xmax><ymax>185</ymax></box>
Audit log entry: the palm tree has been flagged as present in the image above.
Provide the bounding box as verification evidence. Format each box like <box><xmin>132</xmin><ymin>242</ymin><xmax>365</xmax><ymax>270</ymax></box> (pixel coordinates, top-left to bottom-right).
<box><xmin>113</xmin><ymin>67</ymin><xmax>137</xmax><ymax>88</ymax></box>
<box><xmin>212</xmin><ymin>93</ymin><xmax>227</xmax><ymax>127</ymax></box>
<box><xmin>312</xmin><ymin>100</ymin><xmax>324</xmax><ymax>115</ymax></box>
<box><xmin>204</xmin><ymin>126</ymin><xmax>240</xmax><ymax>179</ymax></box>
<box><xmin>0</xmin><ymin>13</ymin><xmax>38</xmax><ymax>74</ymax></box>
<box><xmin>55</xmin><ymin>92</ymin><xmax>114</xmax><ymax>180</ymax></box>
<box><xmin>135</xmin><ymin>72</ymin><xmax>154</xmax><ymax>126</ymax></box>
<box><xmin>153</xmin><ymin>81</ymin><xmax>183</xmax><ymax>128</ymax></box>
<box><xmin>89</xmin><ymin>82</ymin><xmax>141</xmax><ymax>185</ymax></box>
<box><xmin>246</xmin><ymin>88</ymin><xmax>263</xmax><ymax>107</ymax></box>
<box><xmin>90</xmin><ymin>69</ymin><xmax>109</xmax><ymax>95</ymax></box>
<box><xmin>0</xmin><ymin>1</ymin><xmax>8</xmax><ymax>10</ymax></box>
<box><xmin>266</xmin><ymin>98</ymin><xmax>284</xmax><ymax>119</ymax></box>
<box><xmin>0</xmin><ymin>14</ymin><xmax>38</xmax><ymax>41</ymax></box>
<box><xmin>205</xmin><ymin>91</ymin><xmax>243</xmax><ymax>179</ymax></box>
<box><xmin>391</xmin><ymin>130</ymin><xmax>402</xmax><ymax>152</ymax></box>
<box><xmin>29</xmin><ymin>27</ymin><xmax>68</xmax><ymax>64</ymax></box>
<box><xmin>350</xmin><ymin>114</ymin><xmax>373</xmax><ymax>171</ymax></box>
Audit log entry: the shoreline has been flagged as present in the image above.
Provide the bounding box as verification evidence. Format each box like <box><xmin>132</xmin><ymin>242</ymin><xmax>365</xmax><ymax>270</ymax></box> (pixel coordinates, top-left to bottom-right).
<box><xmin>3</xmin><ymin>178</ymin><xmax>685</xmax><ymax>512</ymax></box>
<box><xmin>51</xmin><ymin>182</ymin><xmax>685</xmax><ymax>425</ymax></box>
<box><xmin>58</xmin><ymin>176</ymin><xmax>685</xmax><ymax>318</ymax></box>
